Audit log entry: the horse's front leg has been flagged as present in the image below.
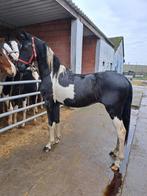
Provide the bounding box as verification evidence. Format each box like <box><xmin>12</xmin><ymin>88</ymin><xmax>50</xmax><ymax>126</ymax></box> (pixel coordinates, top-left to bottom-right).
<box><xmin>53</xmin><ymin>103</ymin><xmax>61</xmax><ymax>144</ymax></box>
<box><xmin>55</xmin><ymin>123</ymin><xmax>61</xmax><ymax>144</ymax></box>
<box><xmin>43</xmin><ymin>103</ymin><xmax>60</xmax><ymax>152</ymax></box>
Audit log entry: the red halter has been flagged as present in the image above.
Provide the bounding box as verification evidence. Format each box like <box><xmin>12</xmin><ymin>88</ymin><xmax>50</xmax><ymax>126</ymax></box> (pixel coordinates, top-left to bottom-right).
<box><xmin>18</xmin><ymin>37</ymin><xmax>37</xmax><ymax>65</ymax></box>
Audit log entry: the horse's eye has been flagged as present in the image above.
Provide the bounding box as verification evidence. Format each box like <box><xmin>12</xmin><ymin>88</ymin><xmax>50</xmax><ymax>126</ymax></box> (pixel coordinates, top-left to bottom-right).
<box><xmin>0</xmin><ymin>53</ymin><xmax>2</xmax><ymax>56</ymax></box>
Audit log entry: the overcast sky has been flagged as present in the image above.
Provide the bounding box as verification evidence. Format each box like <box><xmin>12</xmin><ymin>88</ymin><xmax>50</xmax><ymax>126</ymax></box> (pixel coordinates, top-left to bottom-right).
<box><xmin>73</xmin><ymin>0</ymin><xmax>147</xmax><ymax>65</ymax></box>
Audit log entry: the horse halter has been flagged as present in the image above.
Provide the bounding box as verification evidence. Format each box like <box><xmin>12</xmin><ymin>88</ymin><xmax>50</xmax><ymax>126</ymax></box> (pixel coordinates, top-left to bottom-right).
<box><xmin>18</xmin><ymin>37</ymin><xmax>37</xmax><ymax>65</ymax></box>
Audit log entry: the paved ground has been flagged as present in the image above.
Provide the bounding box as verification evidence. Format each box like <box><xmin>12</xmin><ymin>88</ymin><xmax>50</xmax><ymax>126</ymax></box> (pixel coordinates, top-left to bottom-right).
<box><xmin>0</xmin><ymin>86</ymin><xmax>144</xmax><ymax>196</ymax></box>
<box><xmin>121</xmin><ymin>86</ymin><xmax>147</xmax><ymax>196</ymax></box>
<box><xmin>0</xmin><ymin>104</ymin><xmax>117</xmax><ymax>196</ymax></box>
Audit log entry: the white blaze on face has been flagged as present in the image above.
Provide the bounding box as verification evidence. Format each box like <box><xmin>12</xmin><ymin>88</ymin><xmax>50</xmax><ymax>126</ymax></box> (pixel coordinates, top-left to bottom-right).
<box><xmin>51</xmin><ymin>65</ymin><xmax>75</xmax><ymax>104</ymax></box>
<box><xmin>3</xmin><ymin>41</ymin><xmax>19</xmax><ymax>61</ymax></box>
<box><xmin>10</xmin><ymin>41</ymin><xmax>19</xmax><ymax>60</ymax></box>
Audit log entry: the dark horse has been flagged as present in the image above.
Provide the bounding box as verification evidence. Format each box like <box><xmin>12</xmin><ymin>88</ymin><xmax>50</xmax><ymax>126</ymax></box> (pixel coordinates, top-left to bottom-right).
<box><xmin>15</xmin><ymin>32</ymin><xmax>132</xmax><ymax>171</ymax></box>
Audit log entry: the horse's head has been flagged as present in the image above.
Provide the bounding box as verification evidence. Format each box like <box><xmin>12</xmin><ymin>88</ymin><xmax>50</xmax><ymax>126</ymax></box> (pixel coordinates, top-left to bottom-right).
<box><xmin>17</xmin><ymin>32</ymin><xmax>37</xmax><ymax>73</ymax></box>
<box><xmin>17</xmin><ymin>31</ymin><xmax>61</xmax><ymax>79</ymax></box>
<box><xmin>0</xmin><ymin>45</ymin><xmax>16</xmax><ymax>76</ymax></box>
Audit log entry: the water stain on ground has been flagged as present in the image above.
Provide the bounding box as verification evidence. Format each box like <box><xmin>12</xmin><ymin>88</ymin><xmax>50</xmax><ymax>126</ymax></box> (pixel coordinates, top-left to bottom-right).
<box><xmin>104</xmin><ymin>171</ymin><xmax>122</xmax><ymax>196</ymax></box>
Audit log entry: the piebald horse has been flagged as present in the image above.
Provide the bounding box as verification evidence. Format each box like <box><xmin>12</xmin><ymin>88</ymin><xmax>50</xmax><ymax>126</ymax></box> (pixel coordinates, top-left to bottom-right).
<box><xmin>1</xmin><ymin>40</ymin><xmax>39</xmax><ymax>126</ymax></box>
<box><xmin>15</xmin><ymin>32</ymin><xmax>132</xmax><ymax>171</ymax></box>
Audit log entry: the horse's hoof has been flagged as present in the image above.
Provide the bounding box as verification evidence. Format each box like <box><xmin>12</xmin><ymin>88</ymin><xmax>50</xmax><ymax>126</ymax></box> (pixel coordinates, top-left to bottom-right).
<box><xmin>109</xmin><ymin>151</ymin><xmax>117</xmax><ymax>158</ymax></box>
<box><xmin>111</xmin><ymin>163</ymin><xmax>119</xmax><ymax>172</ymax></box>
<box><xmin>43</xmin><ymin>146</ymin><xmax>51</xmax><ymax>152</ymax></box>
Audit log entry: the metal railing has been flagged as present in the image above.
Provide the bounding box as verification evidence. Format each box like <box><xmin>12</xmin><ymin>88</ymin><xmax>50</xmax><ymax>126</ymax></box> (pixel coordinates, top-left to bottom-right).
<box><xmin>0</xmin><ymin>80</ymin><xmax>47</xmax><ymax>133</ymax></box>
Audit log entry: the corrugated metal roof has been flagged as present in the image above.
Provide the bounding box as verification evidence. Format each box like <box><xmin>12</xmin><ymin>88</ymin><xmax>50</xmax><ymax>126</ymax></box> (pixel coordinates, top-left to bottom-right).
<box><xmin>0</xmin><ymin>0</ymin><xmax>114</xmax><ymax>47</ymax></box>
<box><xmin>0</xmin><ymin>0</ymin><xmax>73</xmax><ymax>28</ymax></box>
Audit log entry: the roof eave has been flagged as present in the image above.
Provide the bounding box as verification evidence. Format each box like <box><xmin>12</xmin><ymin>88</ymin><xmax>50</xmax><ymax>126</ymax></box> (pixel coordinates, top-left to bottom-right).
<box><xmin>56</xmin><ymin>0</ymin><xmax>114</xmax><ymax>48</ymax></box>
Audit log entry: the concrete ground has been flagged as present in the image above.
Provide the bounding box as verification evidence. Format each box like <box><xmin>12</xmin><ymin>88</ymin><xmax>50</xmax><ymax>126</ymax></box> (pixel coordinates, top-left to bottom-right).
<box><xmin>0</xmin><ymin>86</ymin><xmax>144</xmax><ymax>196</ymax></box>
<box><xmin>0</xmin><ymin>104</ymin><xmax>116</xmax><ymax>196</ymax></box>
<box><xmin>121</xmin><ymin>86</ymin><xmax>147</xmax><ymax>196</ymax></box>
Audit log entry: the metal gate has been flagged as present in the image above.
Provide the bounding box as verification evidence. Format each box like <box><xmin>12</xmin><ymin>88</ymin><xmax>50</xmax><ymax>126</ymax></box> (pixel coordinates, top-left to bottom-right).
<box><xmin>0</xmin><ymin>80</ymin><xmax>47</xmax><ymax>133</ymax></box>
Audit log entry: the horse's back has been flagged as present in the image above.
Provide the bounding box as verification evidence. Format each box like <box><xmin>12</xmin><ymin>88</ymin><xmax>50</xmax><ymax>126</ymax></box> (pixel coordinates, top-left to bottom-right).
<box><xmin>97</xmin><ymin>71</ymin><xmax>130</xmax><ymax>89</ymax></box>
<box><xmin>96</xmin><ymin>71</ymin><xmax>132</xmax><ymax>106</ymax></box>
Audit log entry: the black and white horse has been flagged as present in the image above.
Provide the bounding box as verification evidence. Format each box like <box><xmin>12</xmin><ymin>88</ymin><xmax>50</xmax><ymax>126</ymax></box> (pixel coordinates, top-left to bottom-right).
<box><xmin>1</xmin><ymin>40</ymin><xmax>39</xmax><ymax>126</ymax></box>
<box><xmin>16</xmin><ymin>32</ymin><xmax>132</xmax><ymax>171</ymax></box>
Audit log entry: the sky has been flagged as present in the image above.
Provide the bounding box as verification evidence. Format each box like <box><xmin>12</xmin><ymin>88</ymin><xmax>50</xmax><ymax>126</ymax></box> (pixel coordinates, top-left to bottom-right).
<box><xmin>73</xmin><ymin>0</ymin><xmax>147</xmax><ymax>65</ymax></box>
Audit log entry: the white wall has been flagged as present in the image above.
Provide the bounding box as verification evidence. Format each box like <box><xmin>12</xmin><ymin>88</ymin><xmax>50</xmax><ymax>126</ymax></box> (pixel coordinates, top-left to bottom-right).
<box><xmin>98</xmin><ymin>39</ymin><xmax>114</xmax><ymax>72</ymax></box>
<box><xmin>71</xmin><ymin>19</ymin><xmax>83</xmax><ymax>74</ymax></box>
<box><xmin>113</xmin><ymin>40</ymin><xmax>124</xmax><ymax>73</ymax></box>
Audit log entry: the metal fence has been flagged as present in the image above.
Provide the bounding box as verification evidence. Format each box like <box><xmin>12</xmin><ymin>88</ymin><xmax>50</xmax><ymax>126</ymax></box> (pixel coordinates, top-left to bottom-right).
<box><xmin>0</xmin><ymin>80</ymin><xmax>47</xmax><ymax>133</ymax></box>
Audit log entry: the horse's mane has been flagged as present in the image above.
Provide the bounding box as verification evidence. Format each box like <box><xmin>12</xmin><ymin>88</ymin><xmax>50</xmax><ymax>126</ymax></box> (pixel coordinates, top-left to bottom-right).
<box><xmin>46</xmin><ymin>46</ymin><xmax>61</xmax><ymax>76</ymax></box>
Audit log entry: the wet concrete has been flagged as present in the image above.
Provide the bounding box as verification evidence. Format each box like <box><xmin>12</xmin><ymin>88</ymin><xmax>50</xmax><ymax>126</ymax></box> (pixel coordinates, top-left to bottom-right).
<box><xmin>121</xmin><ymin>86</ymin><xmax>147</xmax><ymax>196</ymax></box>
<box><xmin>0</xmin><ymin>86</ymin><xmax>143</xmax><ymax>196</ymax></box>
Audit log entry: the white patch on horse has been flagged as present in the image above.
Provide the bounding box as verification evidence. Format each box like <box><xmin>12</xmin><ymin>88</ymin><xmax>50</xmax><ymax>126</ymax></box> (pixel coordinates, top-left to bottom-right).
<box><xmin>32</xmin><ymin>70</ymin><xmax>39</xmax><ymax>80</ymax></box>
<box><xmin>51</xmin><ymin>65</ymin><xmax>75</xmax><ymax>104</ymax></box>
<box><xmin>113</xmin><ymin>117</ymin><xmax>126</xmax><ymax>160</ymax></box>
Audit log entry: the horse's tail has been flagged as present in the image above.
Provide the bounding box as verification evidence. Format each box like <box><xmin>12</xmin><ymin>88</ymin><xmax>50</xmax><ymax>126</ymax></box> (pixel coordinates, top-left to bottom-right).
<box><xmin>122</xmin><ymin>81</ymin><xmax>133</xmax><ymax>143</ymax></box>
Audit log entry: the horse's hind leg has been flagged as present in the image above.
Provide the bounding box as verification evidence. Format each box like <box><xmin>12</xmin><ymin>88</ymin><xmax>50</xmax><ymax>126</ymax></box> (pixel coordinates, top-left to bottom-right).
<box><xmin>105</xmin><ymin>105</ymin><xmax>126</xmax><ymax>171</ymax></box>
<box><xmin>109</xmin><ymin>137</ymin><xmax>119</xmax><ymax>158</ymax></box>
<box><xmin>111</xmin><ymin>117</ymin><xmax>126</xmax><ymax>171</ymax></box>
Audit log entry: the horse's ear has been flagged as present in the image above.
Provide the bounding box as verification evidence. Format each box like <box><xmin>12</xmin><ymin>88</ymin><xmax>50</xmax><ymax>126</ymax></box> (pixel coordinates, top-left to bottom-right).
<box><xmin>16</xmin><ymin>31</ymin><xmax>31</xmax><ymax>41</ymax></box>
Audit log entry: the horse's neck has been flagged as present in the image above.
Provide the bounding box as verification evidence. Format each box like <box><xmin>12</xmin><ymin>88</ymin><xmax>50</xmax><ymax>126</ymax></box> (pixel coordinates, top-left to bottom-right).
<box><xmin>35</xmin><ymin>39</ymin><xmax>50</xmax><ymax>79</ymax></box>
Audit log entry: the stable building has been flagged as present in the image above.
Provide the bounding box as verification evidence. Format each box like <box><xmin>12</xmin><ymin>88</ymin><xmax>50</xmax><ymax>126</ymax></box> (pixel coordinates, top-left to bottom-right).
<box><xmin>109</xmin><ymin>36</ymin><xmax>125</xmax><ymax>73</ymax></box>
<box><xmin>0</xmin><ymin>0</ymin><xmax>124</xmax><ymax>74</ymax></box>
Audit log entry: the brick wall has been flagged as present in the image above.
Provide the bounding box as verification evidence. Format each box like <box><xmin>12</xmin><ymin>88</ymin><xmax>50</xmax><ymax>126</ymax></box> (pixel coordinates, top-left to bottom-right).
<box><xmin>82</xmin><ymin>35</ymin><xmax>97</xmax><ymax>74</ymax></box>
<box><xmin>24</xmin><ymin>19</ymin><xmax>71</xmax><ymax>67</ymax></box>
